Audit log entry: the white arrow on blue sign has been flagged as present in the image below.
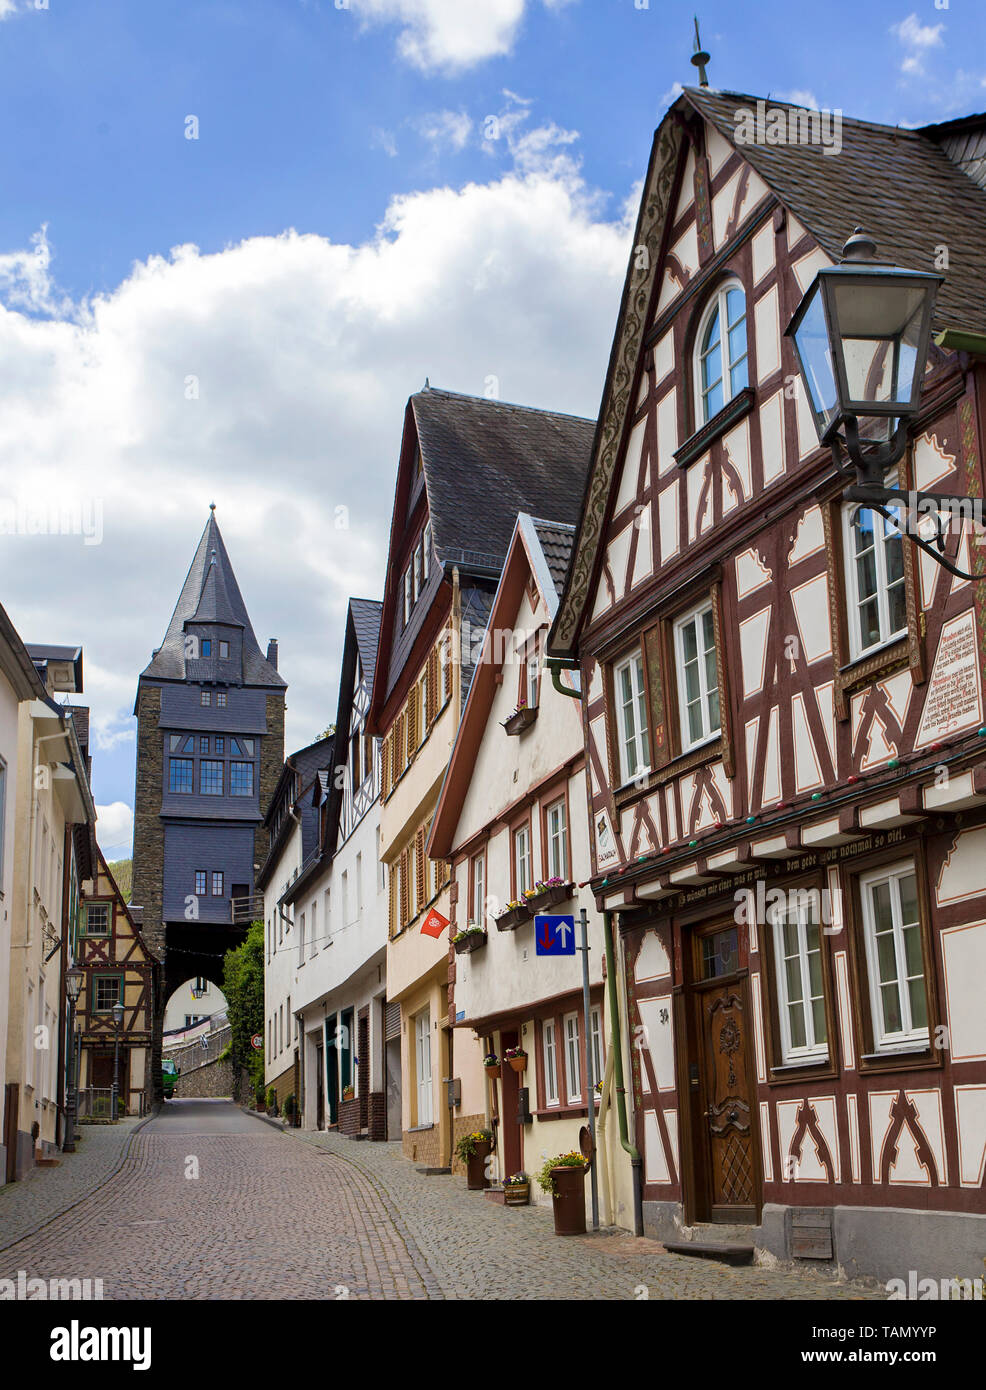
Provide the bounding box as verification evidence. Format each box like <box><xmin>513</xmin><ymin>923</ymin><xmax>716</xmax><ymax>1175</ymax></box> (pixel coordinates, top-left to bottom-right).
<box><xmin>534</xmin><ymin>914</ymin><xmax>576</xmax><ymax>956</ymax></box>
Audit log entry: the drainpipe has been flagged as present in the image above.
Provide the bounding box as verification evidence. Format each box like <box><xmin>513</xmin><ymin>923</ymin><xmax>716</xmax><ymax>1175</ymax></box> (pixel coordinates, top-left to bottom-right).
<box><xmin>604</xmin><ymin>908</ymin><xmax>644</xmax><ymax>1236</ymax></box>
<box><xmin>545</xmin><ymin>656</ymin><xmax>581</xmax><ymax>700</ymax></box>
<box><xmin>595</xmin><ymin>1028</ymin><xmax>618</xmax><ymax>1227</ymax></box>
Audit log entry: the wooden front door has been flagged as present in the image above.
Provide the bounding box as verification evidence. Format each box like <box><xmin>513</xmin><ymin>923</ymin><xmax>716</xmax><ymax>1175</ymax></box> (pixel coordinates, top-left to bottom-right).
<box><xmin>690</xmin><ymin>925</ymin><xmax>760</xmax><ymax>1224</ymax></box>
<box><xmin>499</xmin><ymin>1029</ymin><xmax>523</xmax><ymax>1180</ymax></box>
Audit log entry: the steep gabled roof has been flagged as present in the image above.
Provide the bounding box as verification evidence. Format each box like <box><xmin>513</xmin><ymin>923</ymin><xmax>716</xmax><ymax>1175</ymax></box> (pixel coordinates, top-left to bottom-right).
<box><xmin>350</xmin><ymin>597</ymin><xmax>383</xmax><ymax>702</ymax></box>
<box><xmin>686</xmin><ymin>87</ymin><xmax>986</xmax><ymax>333</ymax></box>
<box><xmin>140</xmin><ymin>511</ymin><xmax>285</xmax><ymax>687</ymax></box>
<box><xmin>412</xmin><ymin>387</ymin><xmax>595</xmax><ymax>572</ymax></box>
<box><xmin>370</xmin><ymin>387</ymin><xmax>595</xmax><ymax>725</ymax></box>
<box><xmin>429</xmin><ymin>514</ymin><xmax>575</xmax><ymax>859</ymax></box>
<box><xmin>549</xmin><ymin>87</ymin><xmax>986</xmax><ymax>657</ymax></box>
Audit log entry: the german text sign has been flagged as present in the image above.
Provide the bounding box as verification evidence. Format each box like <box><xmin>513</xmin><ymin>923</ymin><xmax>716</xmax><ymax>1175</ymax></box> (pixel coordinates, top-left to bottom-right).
<box><xmin>535</xmin><ymin>914</ymin><xmax>575</xmax><ymax>956</ymax></box>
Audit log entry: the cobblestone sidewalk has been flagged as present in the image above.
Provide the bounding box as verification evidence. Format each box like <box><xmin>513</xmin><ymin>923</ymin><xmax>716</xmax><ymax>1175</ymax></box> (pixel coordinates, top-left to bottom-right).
<box><xmin>295</xmin><ymin>1129</ymin><xmax>886</xmax><ymax>1301</ymax></box>
<box><xmin>0</xmin><ymin>1117</ymin><xmax>150</xmax><ymax>1254</ymax></box>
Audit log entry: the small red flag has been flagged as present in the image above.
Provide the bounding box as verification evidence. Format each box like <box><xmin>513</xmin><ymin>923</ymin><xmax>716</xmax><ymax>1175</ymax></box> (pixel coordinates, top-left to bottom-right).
<box><xmin>420</xmin><ymin>907</ymin><xmax>450</xmax><ymax>939</ymax></box>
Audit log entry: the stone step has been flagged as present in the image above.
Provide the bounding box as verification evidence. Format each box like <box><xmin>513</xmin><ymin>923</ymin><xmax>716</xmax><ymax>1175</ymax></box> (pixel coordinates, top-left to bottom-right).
<box><xmin>484</xmin><ymin>1186</ymin><xmax>506</xmax><ymax>1205</ymax></box>
<box><xmin>663</xmin><ymin>1240</ymin><xmax>754</xmax><ymax>1267</ymax></box>
<box><xmin>415</xmin><ymin>1165</ymin><xmax>451</xmax><ymax>1176</ymax></box>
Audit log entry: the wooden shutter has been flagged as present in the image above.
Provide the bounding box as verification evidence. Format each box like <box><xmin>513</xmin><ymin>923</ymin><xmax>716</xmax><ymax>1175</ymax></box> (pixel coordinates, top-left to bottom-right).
<box><xmin>443</xmin><ymin>624</ymin><xmax>453</xmax><ymax>700</ymax></box>
<box><xmin>400</xmin><ymin>848</ymin><xmax>410</xmax><ymax>927</ymax></box>
<box><xmin>426</xmin><ymin>648</ymin><xmax>438</xmax><ymax>723</ymax></box>
<box><xmin>381</xmin><ymin>731</ymin><xmax>392</xmax><ymax>799</ymax></box>
<box><xmin>642</xmin><ymin>624</ymin><xmax>672</xmax><ymax>772</ymax></box>
<box><xmin>407</xmin><ymin>686</ymin><xmax>418</xmax><ymax>752</ymax></box>
<box><xmin>415</xmin><ymin>828</ymin><xmax>426</xmax><ymax>911</ymax></box>
<box><xmin>388</xmin><ymin>860</ymin><xmax>398</xmax><ymax>937</ymax></box>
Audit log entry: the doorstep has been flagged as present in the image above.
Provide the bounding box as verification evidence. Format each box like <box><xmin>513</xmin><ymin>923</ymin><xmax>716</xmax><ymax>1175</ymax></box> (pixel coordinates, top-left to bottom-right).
<box><xmin>662</xmin><ymin>1240</ymin><xmax>754</xmax><ymax>1266</ymax></box>
<box><xmin>484</xmin><ymin>1186</ymin><xmax>506</xmax><ymax>1205</ymax></box>
<box><xmin>415</xmin><ymin>1165</ymin><xmax>452</xmax><ymax>1176</ymax></box>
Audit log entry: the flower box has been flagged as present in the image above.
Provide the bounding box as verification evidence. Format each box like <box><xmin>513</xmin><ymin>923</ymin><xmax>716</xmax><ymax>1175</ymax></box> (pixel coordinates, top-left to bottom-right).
<box><xmin>505</xmin><ymin>1051</ymin><xmax>527</xmax><ymax>1074</ymax></box>
<box><xmin>502</xmin><ymin>706</ymin><xmax>538</xmax><ymax>736</ymax></box>
<box><xmin>504</xmin><ymin>1181</ymin><xmax>530</xmax><ymax>1206</ymax></box>
<box><xmin>523</xmin><ymin>881</ymin><xmax>574</xmax><ymax>913</ymax></box>
<box><xmin>453</xmin><ymin>927</ymin><xmax>487</xmax><ymax>955</ymax></box>
<box><xmin>495</xmin><ymin>903</ymin><xmax>531</xmax><ymax>931</ymax></box>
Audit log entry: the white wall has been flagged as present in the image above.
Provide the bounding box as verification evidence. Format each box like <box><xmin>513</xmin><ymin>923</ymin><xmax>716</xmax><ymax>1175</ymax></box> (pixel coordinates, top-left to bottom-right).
<box><xmin>163</xmin><ymin>977</ymin><xmax>228</xmax><ymax>1033</ymax></box>
<box><xmin>0</xmin><ymin>668</ymin><xmax>20</xmax><ymax>1155</ymax></box>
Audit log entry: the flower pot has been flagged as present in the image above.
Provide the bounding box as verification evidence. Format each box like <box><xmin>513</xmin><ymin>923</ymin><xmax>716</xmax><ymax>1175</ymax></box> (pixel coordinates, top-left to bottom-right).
<box><xmin>484</xmin><ymin>1064</ymin><xmax>500</xmax><ymax>1079</ymax></box>
<box><xmin>526</xmin><ymin>883</ymin><xmax>573</xmax><ymax>912</ymax></box>
<box><xmin>550</xmin><ymin>1164</ymin><xmax>588</xmax><ymax>1235</ymax></box>
<box><xmin>507</xmin><ymin>1055</ymin><xmax>526</xmax><ymax>1074</ymax></box>
<box><xmin>466</xmin><ymin>1141</ymin><xmax>492</xmax><ymax>1191</ymax></box>
<box><xmin>504</xmin><ymin>1182</ymin><xmax>530</xmax><ymax>1206</ymax></box>
<box><xmin>454</xmin><ymin>929</ymin><xmax>487</xmax><ymax>955</ymax></box>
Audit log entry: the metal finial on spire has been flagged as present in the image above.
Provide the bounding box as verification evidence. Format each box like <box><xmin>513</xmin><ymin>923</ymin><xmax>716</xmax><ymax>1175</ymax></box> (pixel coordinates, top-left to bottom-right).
<box><xmin>209</xmin><ymin>501</ymin><xmax>216</xmax><ymax>512</ymax></box>
<box><xmin>691</xmin><ymin>16</ymin><xmax>710</xmax><ymax>87</ymax></box>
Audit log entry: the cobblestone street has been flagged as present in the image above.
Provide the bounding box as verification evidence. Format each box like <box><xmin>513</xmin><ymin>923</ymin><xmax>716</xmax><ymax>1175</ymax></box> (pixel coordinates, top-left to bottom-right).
<box><xmin>0</xmin><ymin>1100</ymin><xmax>887</xmax><ymax>1301</ymax></box>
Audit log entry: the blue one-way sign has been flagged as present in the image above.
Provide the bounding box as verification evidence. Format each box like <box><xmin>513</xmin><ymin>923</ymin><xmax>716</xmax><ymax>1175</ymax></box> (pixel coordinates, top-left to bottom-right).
<box><xmin>535</xmin><ymin>914</ymin><xmax>576</xmax><ymax>956</ymax></box>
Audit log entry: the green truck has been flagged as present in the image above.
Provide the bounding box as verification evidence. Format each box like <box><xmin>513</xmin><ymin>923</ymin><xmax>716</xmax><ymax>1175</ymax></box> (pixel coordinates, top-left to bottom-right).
<box><xmin>162</xmin><ymin>1057</ymin><xmax>180</xmax><ymax>1099</ymax></box>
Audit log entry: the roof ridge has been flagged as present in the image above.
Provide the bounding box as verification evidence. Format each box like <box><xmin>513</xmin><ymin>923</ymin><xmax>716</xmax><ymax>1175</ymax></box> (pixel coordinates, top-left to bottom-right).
<box><xmin>681</xmin><ymin>86</ymin><xmax>927</xmax><ymax>138</ymax></box>
<box><xmin>415</xmin><ymin>384</ymin><xmax>594</xmax><ymax>424</ymax></box>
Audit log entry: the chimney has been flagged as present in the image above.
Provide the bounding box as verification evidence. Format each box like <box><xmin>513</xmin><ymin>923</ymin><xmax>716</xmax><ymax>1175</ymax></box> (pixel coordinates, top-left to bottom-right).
<box><xmin>267</xmin><ymin>639</ymin><xmax>278</xmax><ymax>670</ymax></box>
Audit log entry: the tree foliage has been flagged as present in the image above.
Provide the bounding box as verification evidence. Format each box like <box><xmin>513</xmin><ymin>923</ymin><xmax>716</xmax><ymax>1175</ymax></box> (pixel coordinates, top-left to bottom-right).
<box><xmin>222</xmin><ymin>920</ymin><xmax>265</xmax><ymax>1091</ymax></box>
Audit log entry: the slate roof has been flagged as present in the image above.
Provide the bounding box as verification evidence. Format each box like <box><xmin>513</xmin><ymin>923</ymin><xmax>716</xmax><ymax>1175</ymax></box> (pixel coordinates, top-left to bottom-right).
<box><xmin>412</xmin><ymin>388</ymin><xmax>596</xmax><ymax>573</ymax></box>
<box><xmin>349</xmin><ymin>597</ymin><xmax>382</xmax><ymax>703</ymax></box>
<box><xmin>140</xmin><ymin>513</ymin><xmax>285</xmax><ymax>687</ymax></box>
<box><xmin>531</xmin><ymin>520</ymin><xmax>576</xmax><ymax>599</ymax></box>
<box><xmin>683</xmin><ymin>87</ymin><xmax>986</xmax><ymax>334</ymax></box>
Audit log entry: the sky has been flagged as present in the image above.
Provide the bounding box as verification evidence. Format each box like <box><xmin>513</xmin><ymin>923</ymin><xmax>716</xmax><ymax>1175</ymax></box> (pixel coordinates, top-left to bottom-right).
<box><xmin>0</xmin><ymin>0</ymin><xmax>983</xmax><ymax>860</ymax></box>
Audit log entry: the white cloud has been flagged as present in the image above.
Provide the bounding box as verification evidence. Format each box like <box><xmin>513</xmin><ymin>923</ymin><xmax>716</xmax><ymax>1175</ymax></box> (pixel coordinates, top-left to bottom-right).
<box><xmin>0</xmin><ymin>1</ymin><xmax>19</xmax><ymax>18</ymax></box>
<box><xmin>0</xmin><ymin>225</ymin><xmax>73</xmax><ymax>317</ymax></box>
<box><xmin>348</xmin><ymin>0</ymin><xmax>571</xmax><ymax>72</ymax></box>
<box><xmin>0</xmin><ymin>133</ymin><xmax>631</xmax><ymax>796</ymax></box>
<box><xmin>370</xmin><ymin>126</ymin><xmax>398</xmax><ymax>157</ymax></box>
<box><xmin>891</xmin><ymin>13</ymin><xmax>945</xmax><ymax>75</ymax></box>
<box><xmin>775</xmin><ymin>89</ymin><xmax>821</xmax><ymax>111</ymax></box>
<box><xmin>414</xmin><ymin>109</ymin><xmax>473</xmax><ymax>153</ymax></box>
<box><xmin>96</xmin><ymin>801</ymin><xmax>134</xmax><ymax>859</ymax></box>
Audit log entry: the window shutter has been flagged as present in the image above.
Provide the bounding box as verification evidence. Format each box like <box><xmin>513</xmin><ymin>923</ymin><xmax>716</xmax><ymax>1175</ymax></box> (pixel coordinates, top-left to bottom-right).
<box><xmin>388</xmin><ymin>861</ymin><xmax>398</xmax><ymax>937</ymax></box>
<box><xmin>400</xmin><ymin>848</ymin><xmax>410</xmax><ymax>927</ymax></box>
<box><xmin>381</xmin><ymin>731</ymin><xmax>391</xmax><ymax>799</ymax></box>
<box><xmin>407</xmin><ymin>686</ymin><xmax>418</xmax><ymax>752</ymax></box>
<box><xmin>642</xmin><ymin>625</ymin><xmax>671</xmax><ymax>772</ymax></box>
<box><xmin>443</xmin><ymin>625</ymin><xmax>453</xmax><ymax>700</ymax></box>
<box><xmin>394</xmin><ymin>714</ymin><xmax>404</xmax><ymax>777</ymax></box>
<box><xmin>427</xmin><ymin>647</ymin><xmax>439</xmax><ymax>723</ymax></box>
<box><xmin>415</xmin><ymin>829</ymin><xmax>426</xmax><ymax>911</ymax></box>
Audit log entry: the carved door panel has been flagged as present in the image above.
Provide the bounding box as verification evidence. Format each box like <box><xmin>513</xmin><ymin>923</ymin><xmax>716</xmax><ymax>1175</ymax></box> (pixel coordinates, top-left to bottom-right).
<box><xmin>697</xmin><ymin>979</ymin><xmax>759</xmax><ymax>1223</ymax></box>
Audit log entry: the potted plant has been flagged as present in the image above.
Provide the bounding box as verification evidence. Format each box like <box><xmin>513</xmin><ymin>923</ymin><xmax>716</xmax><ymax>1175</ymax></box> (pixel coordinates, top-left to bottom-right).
<box><xmin>255</xmin><ymin>1081</ymin><xmax>267</xmax><ymax>1112</ymax></box>
<box><xmin>503</xmin><ymin>1171</ymin><xmax>530</xmax><ymax>1206</ymax></box>
<box><xmin>452</xmin><ymin>923</ymin><xmax>488</xmax><ymax>955</ymax></box>
<box><xmin>455</xmin><ymin>1128</ymin><xmax>494</xmax><ymax>1190</ymax></box>
<box><xmin>504</xmin><ymin>1046</ymin><xmax>527</xmax><ymax>1074</ymax></box>
<box><xmin>495</xmin><ymin>899</ymin><xmax>530</xmax><ymax>931</ymax></box>
<box><xmin>483</xmin><ymin>1053</ymin><xmax>500</xmax><ymax>1078</ymax></box>
<box><xmin>266</xmin><ymin>1086</ymin><xmax>278</xmax><ymax>1117</ymax></box>
<box><xmin>342</xmin><ymin>1083</ymin><xmax>355</xmax><ymax>1101</ymax></box>
<box><xmin>536</xmin><ymin>1151</ymin><xmax>590</xmax><ymax>1235</ymax></box>
<box><xmin>283</xmin><ymin>1093</ymin><xmax>297</xmax><ymax>1125</ymax></box>
<box><xmin>502</xmin><ymin>697</ymin><xmax>537</xmax><ymax>736</ymax></box>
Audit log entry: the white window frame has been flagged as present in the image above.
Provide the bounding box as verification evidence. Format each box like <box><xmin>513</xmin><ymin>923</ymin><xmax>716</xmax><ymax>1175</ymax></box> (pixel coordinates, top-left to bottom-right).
<box><xmin>673</xmin><ymin>600</ymin><xmax>721</xmax><ymax>752</ymax></box>
<box><xmin>297</xmin><ymin>912</ymin><xmax>306</xmax><ymax>965</ymax></box>
<box><xmin>323</xmin><ymin>888</ymin><xmax>331</xmax><ymax>949</ymax></box>
<box><xmin>842</xmin><ymin>499</ymin><xmax>908</xmax><ymax>660</ymax></box>
<box><xmin>402</xmin><ymin>565</ymin><xmax>413</xmax><ymax>626</ymax></box>
<box><xmin>614</xmin><ymin>651</ymin><xmax>649</xmax><ymax>785</ymax></box>
<box><xmin>693</xmin><ymin>278</ymin><xmax>748</xmax><ymax>424</ymax></box>
<box><xmin>542</xmin><ymin>1019</ymin><xmax>559</xmax><ymax>1107</ymax></box>
<box><xmin>470</xmin><ymin>851</ymin><xmax>485</xmax><ymax>925</ymax></box>
<box><xmin>563</xmin><ymin>1011</ymin><xmax>582</xmax><ymax>1103</ymax></box>
<box><xmin>860</xmin><ymin>861</ymin><xmax>929</xmax><ymax>1051</ymax></box>
<box><xmin>546</xmin><ymin>798</ymin><xmax>568</xmax><ymax>881</ymax></box>
<box><xmin>589</xmin><ymin>1004</ymin><xmax>603</xmax><ymax>1092</ymax></box>
<box><xmin>422</xmin><ymin>520</ymin><xmax>431</xmax><ymax>583</ymax></box>
<box><xmin>769</xmin><ymin>900</ymin><xmax>828</xmax><ymax>1063</ymax></box>
<box><xmin>514</xmin><ymin>824</ymin><xmax>532</xmax><ymax>898</ymax></box>
<box><xmin>414</xmin><ymin>1009</ymin><xmax>432</xmax><ymax>1126</ymax></box>
<box><xmin>309</xmin><ymin>899</ymin><xmax>318</xmax><ymax>959</ymax></box>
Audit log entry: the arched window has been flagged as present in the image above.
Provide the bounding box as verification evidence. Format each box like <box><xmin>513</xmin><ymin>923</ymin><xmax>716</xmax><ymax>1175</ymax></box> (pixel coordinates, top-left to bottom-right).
<box><xmin>695</xmin><ymin>280</ymin><xmax>748</xmax><ymax>423</ymax></box>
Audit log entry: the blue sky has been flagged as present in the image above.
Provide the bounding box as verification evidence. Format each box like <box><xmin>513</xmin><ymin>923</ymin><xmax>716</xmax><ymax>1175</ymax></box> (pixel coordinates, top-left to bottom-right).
<box><xmin>0</xmin><ymin>0</ymin><xmax>983</xmax><ymax>858</ymax></box>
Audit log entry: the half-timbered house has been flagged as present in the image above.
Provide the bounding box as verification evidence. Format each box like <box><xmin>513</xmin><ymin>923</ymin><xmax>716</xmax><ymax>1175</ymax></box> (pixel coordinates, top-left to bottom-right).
<box><xmin>549</xmin><ymin>87</ymin><xmax>986</xmax><ymax>1280</ymax></box>
<box><xmin>77</xmin><ymin>849</ymin><xmax>158</xmax><ymax>1117</ymax></box>
<box><xmin>368</xmin><ymin>385</ymin><xmax>595</xmax><ymax>1172</ymax></box>
<box><xmin>429</xmin><ymin>513</ymin><xmax>635</xmax><ymax>1222</ymax></box>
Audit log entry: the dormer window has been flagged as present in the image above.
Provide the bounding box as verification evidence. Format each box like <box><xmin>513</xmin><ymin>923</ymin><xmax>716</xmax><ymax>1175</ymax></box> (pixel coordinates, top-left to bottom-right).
<box><xmin>695</xmin><ymin>280</ymin><xmax>748</xmax><ymax>423</ymax></box>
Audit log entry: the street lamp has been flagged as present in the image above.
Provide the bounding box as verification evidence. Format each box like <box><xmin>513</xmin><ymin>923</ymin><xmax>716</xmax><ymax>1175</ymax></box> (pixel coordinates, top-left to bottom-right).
<box><xmin>785</xmin><ymin>227</ymin><xmax>984</xmax><ymax>581</ymax></box>
<box><xmin>63</xmin><ymin>965</ymin><xmax>83</xmax><ymax>1153</ymax></box>
<box><xmin>111</xmin><ymin>998</ymin><xmax>124</xmax><ymax>1122</ymax></box>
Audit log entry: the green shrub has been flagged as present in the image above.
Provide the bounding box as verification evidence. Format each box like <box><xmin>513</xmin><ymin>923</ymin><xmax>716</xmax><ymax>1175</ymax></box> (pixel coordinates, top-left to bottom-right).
<box><xmin>266</xmin><ymin>1086</ymin><xmax>278</xmax><ymax>1114</ymax></box>
<box><xmin>535</xmin><ymin>1151</ymin><xmax>588</xmax><ymax>1196</ymax></box>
